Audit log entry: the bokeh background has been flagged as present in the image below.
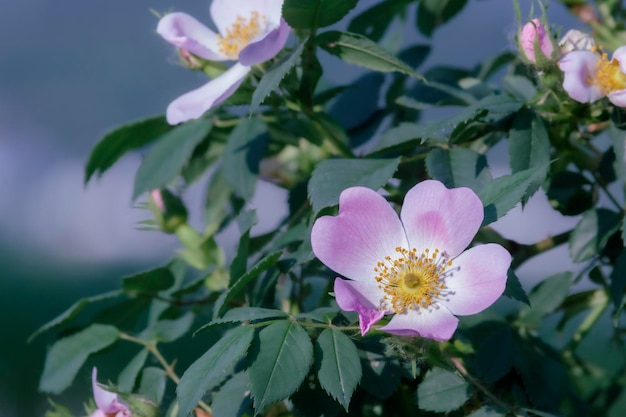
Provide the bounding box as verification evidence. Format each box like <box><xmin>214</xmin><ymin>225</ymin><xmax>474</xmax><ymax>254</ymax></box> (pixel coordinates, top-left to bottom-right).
<box><xmin>0</xmin><ymin>1</ymin><xmax>583</xmax><ymax>416</ymax></box>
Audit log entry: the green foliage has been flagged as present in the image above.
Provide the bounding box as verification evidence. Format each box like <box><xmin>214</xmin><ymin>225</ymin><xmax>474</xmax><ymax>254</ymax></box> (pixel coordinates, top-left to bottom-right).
<box><xmin>282</xmin><ymin>0</ymin><xmax>358</xmax><ymax>29</ymax></box>
<box><xmin>416</xmin><ymin>0</ymin><xmax>469</xmax><ymax>37</ymax></box>
<box><xmin>416</xmin><ymin>367</ymin><xmax>472</xmax><ymax>412</ymax></box>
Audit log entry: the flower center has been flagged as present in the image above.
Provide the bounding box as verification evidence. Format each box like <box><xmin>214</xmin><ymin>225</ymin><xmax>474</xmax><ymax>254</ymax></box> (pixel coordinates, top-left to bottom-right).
<box><xmin>593</xmin><ymin>50</ymin><xmax>626</xmax><ymax>94</ymax></box>
<box><xmin>374</xmin><ymin>247</ymin><xmax>452</xmax><ymax>314</ymax></box>
<box><xmin>217</xmin><ymin>11</ymin><xmax>266</xmax><ymax>59</ymax></box>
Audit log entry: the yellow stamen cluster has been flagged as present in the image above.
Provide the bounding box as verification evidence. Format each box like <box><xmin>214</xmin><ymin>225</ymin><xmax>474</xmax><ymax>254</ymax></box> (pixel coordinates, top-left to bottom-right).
<box><xmin>217</xmin><ymin>11</ymin><xmax>266</xmax><ymax>59</ymax></box>
<box><xmin>592</xmin><ymin>47</ymin><xmax>626</xmax><ymax>93</ymax></box>
<box><xmin>374</xmin><ymin>247</ymin><xmax>453</xmax><ymax>314</ymax></box>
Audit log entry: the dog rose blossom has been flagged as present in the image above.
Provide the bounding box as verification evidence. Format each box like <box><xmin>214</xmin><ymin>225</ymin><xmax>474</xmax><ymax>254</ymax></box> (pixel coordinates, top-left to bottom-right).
<box><xmin>519</xmin><ymin>19</ymin><xmax>555</xmax><ymax>63</ymax></box>
<box><xmin>311</xmin><ymin>180</ymin><xmax>511</xmax><ymax>341</ymax></box>
<box><xmin>90</xmin><ymin>368</ymin><xmax>131</xmax><ymax>417</ymax></box>
<box><xmin>559</xmin><ymin>46</ymin><xmax>626</xmax><ymax>106</ymax></box>
<box><xmin>157</xmin><ymin>0</ymin><xmax>290</xmax><ymax>124</ymax></box>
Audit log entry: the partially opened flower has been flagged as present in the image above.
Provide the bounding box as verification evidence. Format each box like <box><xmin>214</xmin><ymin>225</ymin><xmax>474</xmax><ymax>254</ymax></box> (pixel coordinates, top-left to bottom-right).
<box><xmin>559</xmin><ymin>46</ymin><xmax>626</xmax><ymax>106</ymax></box>
<box><xmin>157</xmin><ymin>0</ymin><xmax>290</xmax><ymax>124</ymax></box>
<box><xmin>91</xmin><ymin>368</ymin><xmax>131</xmax><ymax>417</ymax></box>
<box><xmin>311</xmin><ymin>180</ymin><xmax>511</xmax><ymax>341</ymax></box>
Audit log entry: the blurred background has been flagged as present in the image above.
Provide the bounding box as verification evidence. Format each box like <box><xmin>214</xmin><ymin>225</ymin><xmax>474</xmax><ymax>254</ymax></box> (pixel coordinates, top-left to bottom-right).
<box><xmin>0</xmin><ymin>1</ymin><xmax>583</xmax><ymax>416</ymax></box>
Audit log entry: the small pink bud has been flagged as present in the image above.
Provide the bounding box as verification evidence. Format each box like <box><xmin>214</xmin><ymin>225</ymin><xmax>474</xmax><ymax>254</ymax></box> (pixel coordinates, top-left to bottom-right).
<box><xmin>519</xmin><ymin>19</ymin><xmax>554</xmax><ymax>63</ymax></box>
<box><xmin>178</xmin><ymin>48</ymin><xmax>203</xmax><ymax>70</ymax></box>
<box><xmin>150</xmin><ymin>189</ymin><xmax>164</xmax><ymax>212</ymax></box>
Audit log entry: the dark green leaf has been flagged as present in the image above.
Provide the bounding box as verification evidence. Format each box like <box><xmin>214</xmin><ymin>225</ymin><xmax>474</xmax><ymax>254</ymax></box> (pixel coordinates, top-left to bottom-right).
<box><xmin>426</xmin><ymin>147</ymin><xmax>493</xmax><ymax>194</ymax></box>
<box><xmin>416</xmin><ymin>367</ymin><xmax>471</xmax><ymax>412</ymax></box>
<box><xmin>118</xmin><ymin>349</ymin><xmax>149</xmax><ymax>392</ymax></box>
<box><xmin>196</xmin><ymin>307</ymin><xmax>290</xmax><ymax>334</ymax></box>
<box><xmin>138</xmin><ymin>367</ymin><xmax>166</xmax><ymax>404</ymax></box>
<box><xmin>177</xmin><ymin>326</ymin><xmax>255</xmax><ymax>417</ymax></box>
<box><xmin>132</xmin><ymin>119</ymin><xmax>213</xmax><ymax>199</ymax></box>
<box><xmin>478</xmin><ymin>169</ymin><xmax>538</xmax><ymax>226</ymax></box>
<box><xmin>230</xmin><ymin>210</ymin><xmax>258</xmax><ymax>285</ymax></box>
<box><xmin>315</xmin><ymin>328</ymin><xmax>362</xmax><ymax>410</ymax></box>
<box><xmin>476</xmin><ymin>326</ymin><xmax>514</xmax><ymax>383</ymax></box>
<box><xmin>504</xmin><ymin>269</ymin><xmax>530</xmax><ymax>306</ymax></box>
<box><xmin>248</xmin><ymin>321</ymin><xmax>314</xmax><ymax>412</ymax></box>
<box><xmin>348</xmin><ymin>0</ymin><xmax>412</xmax><ymax>41</ymax></box>
<box><xmin>210</xmin><ymin>372</ymin><xmax>253</xmax><ymax>417</ymax></box>
<box><xmin>39</xmin><ymin>324</ymin><xmax>120</xmax><ymax>394</ymax></box>
<box><xmin>308</xmin><ymin>158</ymin><xmax>400</xmax><ymax>212</ymax></box>
<box><xmin>122</xmin><ymin>267</ymin><xmax>175</xmax><ymax>295</ymax></box>
<box><xmin>317</xmin><ymin>31</ymin><xmax>422</xmax><ymax>78</ymax></box>
<box><xmin>297</xmin><ymin>307</ymin><xmax>341</xmax><ymax>323</ymax></box>
<box><xmin>85</xmin><ymin>116</ymin><xmax>171</xmax><ymax>184</ymax></box>
<box><xmin>221</xmin><ymin>118</ymin><xmax>268</xmax><ymax>200</ymax></box>
<box><xmin>282</xmin><ymin>0</ymin><xmax>358</xmax><ymax>29</ymax></box>
<box><xmin>416</xmin><ymin>0</ymin><xmax>468</xmax><ymax>37</ymax></box>
<box><xmin>250</xmin><ymin>39</ymin><xmax>307</xmax><ymax>113</ymax></box>
<box><xmin>142</xmin><ymin>312</ymin><xmax>194</xmax><ymax>343</ymax></box>
<box><xmin>518</xmin><ymin>272</ymin><xmax>573</xmax><ymax>327</ymax></box>
<box><xmin>468</xmin><ymin>406</ymin><xmax>507</xmax><ymax>417</ymax></box>
<box><xmin>611</xmin><ymin>250</ymin><xmax>626</xmax><ymax>312</ymax></box>
<box><xmin>546</xmin><ymin>171</ymin><xmax>595</xmax><ymax>216</ymax></box>
<box><xmin>569</xmin><ymin>209</ymin><xmax>621</xmax><ymax>263</ymax></box>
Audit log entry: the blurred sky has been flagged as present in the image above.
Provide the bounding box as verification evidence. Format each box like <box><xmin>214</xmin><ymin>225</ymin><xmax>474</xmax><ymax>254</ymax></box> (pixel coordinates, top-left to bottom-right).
<box><xmin>0</xmin><ymin>1</ymin><xmax>584</xmax><ymax>416</ymax></box>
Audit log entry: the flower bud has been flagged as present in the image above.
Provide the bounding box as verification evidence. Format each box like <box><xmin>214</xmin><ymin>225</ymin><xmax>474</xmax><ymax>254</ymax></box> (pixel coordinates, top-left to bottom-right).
<box><xmin>178</xmin><ymin>48</ymin><xmax>203</xmax><ymax>70</ymax></box>
<box><xmin>149</xmin><ymin>189</ymin><xmax>188</xmax><ymax>233</ymax></box>
<box><xmin>519</xmin><ymin>19</ymin><xmax>555</xmax><ymax>65</ymax></box>
<box><xmin>558</xmin><ymin>29</ymin><xmax>596</xmax><ymax>54</ymax></box>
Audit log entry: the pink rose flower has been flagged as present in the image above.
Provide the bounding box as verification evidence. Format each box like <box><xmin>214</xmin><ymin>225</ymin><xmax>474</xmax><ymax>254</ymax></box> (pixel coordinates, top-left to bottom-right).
<box><xmin>559</xmin><ymin>46</ymin><xmax>626</xmax><ymax>106</ymax></box>
<box><xmin>311</xmin><ymin>180</ymin><xmax>511</xmax><ymax>341</ymax></box>
<box><xmin>519</xmin><ymin>19</ymin><xmax>554</xmax><ymax>63</ymax></box>
<box><xmin>157</xmin><ymin>0</ymin><xmax>290</xmax><ymax>124</ymax></box>
<box><xmin>91</xmin><ymin>368</ymin><xmax>131</xmax><ymax>417</ymax></box>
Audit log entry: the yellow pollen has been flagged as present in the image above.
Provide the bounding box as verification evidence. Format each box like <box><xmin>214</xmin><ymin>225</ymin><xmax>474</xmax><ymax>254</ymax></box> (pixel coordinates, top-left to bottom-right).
<box><xmin>217</xmin><ymin>11</ymin><xmax>266</xmax><ymax>59</ymax></box>
<box><xmin>374</xmin><ymin>247</ymin><xmax>453</xmax><ymax>314</ymax></box>
<box><xmin>592</xmin><ymin>49</ymin><xmax>626</xmax><ymax>94</ymax></box>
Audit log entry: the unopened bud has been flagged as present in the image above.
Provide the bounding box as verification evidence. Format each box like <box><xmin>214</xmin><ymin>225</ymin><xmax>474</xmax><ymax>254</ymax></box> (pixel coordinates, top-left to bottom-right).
<box><xmin>149</xmin><ymin>189</ymin><xmax>188</xmax><ymax>233</ymax></box>
<box><xmin>519</xmin><ymin>19</ymin><xmax>555</xmax><ymax>65</ymax></box>
<box><xmin>178</xmin><ymin>48</ymin><xmax>203</xmax><ymax>70</ymax></box>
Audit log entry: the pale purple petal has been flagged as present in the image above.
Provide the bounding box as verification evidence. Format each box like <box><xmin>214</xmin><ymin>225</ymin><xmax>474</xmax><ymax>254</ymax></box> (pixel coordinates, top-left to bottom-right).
<box><xmin>443</xmin><ymin>244</ymin><xmax>511</xmax><ymax>316</ymax></box>
<box><xmin>334</xmin><ymin>278</ymin><xmax>385</xmax><ymax>335</ymax></box>
<box><xmin>90</xmin><ymin>411</ymin><xmax>107</xmax><ymax>417</ymax></box>
<box><xmin>239</xmin><ymin>19</ymin><xmax>290</xmax><ymax>66</ymax></box>
<box><xmin>92</xmin><ymin>368</ymin><xmax>118</xmax><ymax>412</ymax></box>
<box><xmin>400</xmin><ymin>180</ymin><xmax>483</xmax><ymax>258</ymax></box>
<box><xmin>166</xmin><ymin>63</ymin><xmax>250</xmax><ymax>124</ymax></box>
<box><xmin>211</xmin><ymin>0</ymin><xmax>283</xmax><ymax>36</ymax></box>
<box><xmin>607</xmin><ymin>47</ymin><xmax>626</xmax><ymax>107</ymax></box>
<box><xmin>157</xmin><ymin>12</ymin><xmax>228</xmax><ymax>61</ymax></box>
<box><xmin>311</xmin><ymin>187</ymin><xmax>408</xmax><ymax>283</ymax></box>
<box><xmin>559</xmin><ymin>51</ymin><xmax>604</xmax><ymax>103</ymax></box>
<box><xmin>608</xmin><ymin>90</ymin><xmax>626</xmax><ymax>107</ymax></box>
<box><xmin>380</xmin><ymin>307</ymin><xmax>459</xmax><ymax>341</ymax></box>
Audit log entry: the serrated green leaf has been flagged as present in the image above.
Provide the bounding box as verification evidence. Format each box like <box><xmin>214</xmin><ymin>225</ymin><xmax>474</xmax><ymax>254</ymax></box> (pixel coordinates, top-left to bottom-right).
<box><xmin>118</xmin><ymin>349</ymin><xmax>149</xmax><ymax>392</ymax></box>
<box><xmin>138</xmin><ymin>367</ymin><xmax>166</xmax><ymax>404</ymax></box>
<box><xmin>122</xmin><ymin>267</ymin><xmax>175</xmax><ymax>295</ymax></box>
<box><xmin>210</xmin><ymin>372</ymin><xmax>253</xmax><ymax>417</ymax></box>
<box><xmin>315</xmin><ymin>328</ymin><xmax>361</xmax><ymax>410</ymax></box>
<box><xmin>317</xmin><ymin>31</ymin><xmax>421</xmax><ymax>78</ymax></box>
<box><xmin>177</xmin><ymin>326</ymin><xmax>255</xmax><ymax>417</ymax></box>
<box><xmin>248</xmin><ymin>321</ymin><xmax>314</xmax><ymax>412</ymax></box>
<box><xmin>29</xmin><ymin>290</ymin><xmax>121</xmax><ymax>342</ymax></box>
<box><xmin>416</xmin><ymin>0</ymin><xmax>468</xmax><ymax>37</ymax></box>
<box><xmin>85</xmin><ymin>115</ymin><xmax>172</xmax><ymax>184</ymax></box>
<box><xmin>569</xmin><ymin>209</ymin><xmax>621</xmax><ymax>263</ymax></box>
<box><xmin>504</xmin><ymin>269</ymin><xmax>530</xmax><ymax>306</ymax></box>
<box><xmin>142</xmin><ymin>312</ymin><xmax>194</xmax><ymax>343</ymax></box>
<box><xmin>308</xmin><ymin>158</ymin><xmax>400</xmax><ymax>212</ymax></box>
<box><xmin>416</xmin><ymin>367</ymin><xmax>471</xmax><ymax>412</ymax></box>
<box><xmin>348</xmin><ymin>0</ymin><xmax>412</xmax><ymax>41</ymax></box>
<box><xmin>518</xmin><ymin>272</ymin><xmax>573</xmax><ymax>327</ymax></box>
<box><xmin>478</xmin><ymin>169</ymin><xmax>539</xmax><ymax>226</ymax></box>
<box><xmin>426</xmin><ymin>147</ymin><xmax>493</xmax><ymax>194</ymax></box>
<box><xmin>221</xmin><ymin>118</ymin><xmax>268</xmax><ymax>200</ymax></box>
<box><xmin>195</xmin><ymin>307</ymin><xmax>289</xmax><ymax>336</ymax></box>
<box><xmin>40</xmin><ymin>324</ymin><xmax>120</xmax><ymax>394</ymax></box>
<box><xmin>132</xmin><ymin>119</ymin><xmax>213</xmax><ymax>199</ymax></box>
<box><xmin>282</xmin><ymin>0</ymin><xmax>358</xmax><ymax>29</ymax></box>
<box><xmin>250</xmin><ymin>39</ymin><xmax>307</xmax><ymax>113</ymax></box>
<box><xmin>297</xmin><ymin>307</ymin><xmax>341</xmax><ymax>323</ymax></box>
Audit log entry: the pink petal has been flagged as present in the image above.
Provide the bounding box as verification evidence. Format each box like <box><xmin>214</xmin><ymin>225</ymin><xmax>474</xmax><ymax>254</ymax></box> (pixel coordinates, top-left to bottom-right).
<box><xmin>239</xmin><ymin>19</ymin><xmax>290</xmax><ymax>66</ymax></box>
<box><xmin>400</xmin><ymin>180</ymin><xmax>484</xmax><ymax>258</ymax></box>
<box><xmin>90</xmin><ymin>411</ymin><xmax>107</xmax><ymax>417</ymax></box>
<box><xmin>380</xmin><ymin>307</ymin><xmax>459</xmax><ymax>341</ymax></box>
<box><xmin>157</xmin><ymin>12</ymin><xmax>228</xmax><ymax>61</ymax></box>
<box><xmin>334</xmin><ymin>278</ymin><xmax>385</xmax><ymax>335</ymax></box>
<box><xmin>608</xmin><ymin>89</ymin><xmax>626</xmax><ymax>107</ymax></box>
<box><xmin>92</xmin><ymin>368</ymin><xmax>117</xmax><ymax>413</ymax></box>
<box><xmin>559</xmin><ymin>51</ymin><xmax>604</xmax><ymax>103</ymax></box>
<box><xmin>443</xmin><ymin>244</ymin><xmax>511</xmax><ymax>316</ymax></box>
<box><xmin>211</xmin><ymin>0</ymin><xmax>284</xmax><ymax>37</ymax></box>
<box><xmin>311</xmin><ymin>187</ymin><xmax>408</xmax><ymax>283</ymax></box>
<box><xmin>166</xmin><ymin>63</ymin><xmax>250</xmax><ymax>124</ymax></box>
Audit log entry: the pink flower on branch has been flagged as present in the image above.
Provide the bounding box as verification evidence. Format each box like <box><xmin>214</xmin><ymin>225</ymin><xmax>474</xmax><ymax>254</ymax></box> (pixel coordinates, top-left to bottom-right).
<box><xmin>157</xmin><ymin>0</ymin><xmax>290</xmax><ymax>124</ymax></box>
<box><xmin>90</xmin><ymin>368</ymin><xmax>131</xmax><ymax>417</ymax></box>
<box><xmin>559</xmin><ymin>46</ymin><xmax>626</xmax><ymax>106</ymax></box>
<box><xmin>311</xmin><ymin>180</ymin><xmax>511</xmax><ymax>341</ymax></box>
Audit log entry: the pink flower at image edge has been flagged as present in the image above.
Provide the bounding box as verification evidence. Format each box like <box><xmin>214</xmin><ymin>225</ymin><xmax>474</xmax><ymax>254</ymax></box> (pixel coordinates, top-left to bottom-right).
<box><xmin>311</xmin><ymin>180</ymin><xmax>511</xmax><ymax>341</ymax></box>
<box><xmin>157</xmin><ymin>0</ymin><xmax>290</xmax><ymax>124</ymax></box>
<box><xmin>91</xmin><ymin>368</ymin><xmax>131</xmax><ymax>417</ymax></box>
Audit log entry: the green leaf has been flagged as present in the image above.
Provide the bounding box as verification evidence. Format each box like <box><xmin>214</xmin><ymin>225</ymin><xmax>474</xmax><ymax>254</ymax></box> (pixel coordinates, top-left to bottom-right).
<box><xmin>348</xmin><ymin>0</ymin><xmax>412</xmax><ymax>41</ymax></box>
<box><xmin>122</xmin><ymin>267</ymin><xmax>175</xmax><ymax>295</ymax></box>
<box><xmin>250</xmin><ymin>39</ymin><xmax>307</xmax><ymax>113</ymax></box>
<box><xmin>221</xmin><ymin>118</ymin><xmax>268</xmax><ymax>200</ymax></box>
<box><xmin>467</xmin><ymin>406</ymin><xmax>507</xmax><ymax>417</ymax></box>
<box><xmin>416</xmin><ymin>0</ymin><xmax>469</xmax><ymax>37</ymax></box>
<box><xmin>248</xmin><ymin>321</ymin><xmax>314</xmax><ymax>412</ymax></box>
<box><xmin>282</xmin><ymin>0</ymin><xmax>358</xmax><ymax>29</ymax></box>
<box><xmin>118</xmin><ymin>349</ymin><xmax>149</xmax><ymax>392</ymax></box>
<box><xmin>317</xmin><ymin>31</ymin><xmax>422</xmax><ymax>78</ymax></box>
<box><xmin>177</xmin><ymin>326</ymin><xmax>255</xmax><ymax>417</ymax></box>
<box><xmin>85</xmin><ymin>115</ymin><xmax>172</xmax><ymax>184</ymax></box>
<box><xmin>308</xmin><ymin>158</ymin><xmax>400</xmax><ymax>212</ymax></box>
<box><xmin>142</xmin><ymin>312</ymin><xmax>195</xmax><ymax>343</ymax></box>
<box><xmin>478</xmin><ymin>168</ymin><xmax>539</xmax><ymax>226</ymax></box>
<box><xmin>29</xmin><ymin>290</ymin><xmax>121</xmax><ymax>342</ymax></box>
<box><xmin>610</xmin><ymin>250</ymin><xmax>626</xmax><ymax>312</ymax></box>
<box><xmin>416</xmin><ymin>367</ymin><xmax>471</xmax><ymax>412</ymax></box>
<box><xmin>138</xmin><ymin>367</ymin><xmax>166</xmax><ymax>404</ymax></box>
<box><xmin>475</xmin><ymin>326</ymin><xmax>514</xmax><ymax>383</ymax></box>
<box><xmin>517</xmin><ymin>272</ymin><xmax>573</xmax><ymax>327</ymax></box>
<box><xmin>132</xmin><ymin>119</ymin><xmax>213</xmax><ymax>199</ymax></box>
<box><xmin>508</xmin><ymin>108</ymin><xmax>550</xmax><ymax>201</ymax></box>
<box><xmin>546</xmin><ymin>171</ymin><xmax>595</xmax><ymax>216</ymax></box>
<box><xmin>504</xmin><ymin>269</ymin><xmax>531</xmax><ymax>306</ymax></box>
<box><xmin>210</xmin><ymin>372</ymin><xmax>253</xmax><ymax>417</ymax></box>
<box><xmin>39</xmin><ymin>324</ymin><xmax>120</xmax><ymax>394</ymax></box>
<box><xmin>195</xmin><ymin>307</ymin><xmax>290</xmax><ymax>335</ymax></box>
<box><xmin>569</xmin><ymin>209</ymin><xmax>621</xmax><ymax>263</ymax></box>
<box><xmin>426</xmin><ymin>147</ymin><xmax>493</xmax><ymax>194</ymax></box>
<box><xmin>315</xmin><ymin>328</ymin><xmax>362</xmax><ymax>410</ymax></box>
<box><xmin>230</xmin><ymin>210</ymin><xmax>259</xmax><ymax>286</ymax></box>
